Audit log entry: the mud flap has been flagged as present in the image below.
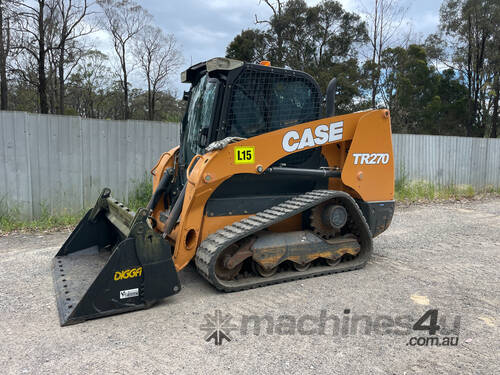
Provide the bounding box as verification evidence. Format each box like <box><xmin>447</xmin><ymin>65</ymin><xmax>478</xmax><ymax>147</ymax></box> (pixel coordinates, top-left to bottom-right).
<box><xmin>52</xmin><ymin>188</ymin><xmax>181</xmax><ymax>326</ymax></box>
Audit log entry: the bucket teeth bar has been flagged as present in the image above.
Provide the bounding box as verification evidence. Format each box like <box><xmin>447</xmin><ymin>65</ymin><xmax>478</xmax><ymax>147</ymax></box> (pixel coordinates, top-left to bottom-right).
<box><xmin>87</xmin><ymin>188</ymin><xmax>135</xmax><ymax>237</ymax></box>
<box><xmin>52</xmin><ymin>188</ymin><xmax>181</xmax><ymax>326</ymax></box>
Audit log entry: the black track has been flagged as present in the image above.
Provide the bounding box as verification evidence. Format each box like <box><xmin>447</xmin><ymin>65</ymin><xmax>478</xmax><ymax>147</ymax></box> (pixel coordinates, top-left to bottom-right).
<box><xmin>195</xmin><ymin>190</ymin><xmax>373</xmax><ymax>292</ymax></box>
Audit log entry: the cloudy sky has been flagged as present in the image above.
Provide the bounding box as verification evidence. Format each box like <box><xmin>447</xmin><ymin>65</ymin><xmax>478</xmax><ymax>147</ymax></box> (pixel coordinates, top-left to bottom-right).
<box><xmin>96</xmin><ymin>0</ymin><xmax>443</xmax><ymax>95</ymax></box>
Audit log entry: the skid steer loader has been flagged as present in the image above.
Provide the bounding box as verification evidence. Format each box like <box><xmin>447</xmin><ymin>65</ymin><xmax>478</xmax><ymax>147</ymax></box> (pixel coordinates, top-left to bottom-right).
<box><xmin>52</xmin><ymin>58</ymin><xmax>395</xmax><ymax>326</ymax></box>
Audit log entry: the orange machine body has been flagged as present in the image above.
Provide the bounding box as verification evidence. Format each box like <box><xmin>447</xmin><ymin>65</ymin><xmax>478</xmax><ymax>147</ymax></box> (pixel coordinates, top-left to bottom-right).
<box><xmin>151</xmin><ymin>109</ymin><xmax>394</xmax><ymax>271</ymax></box>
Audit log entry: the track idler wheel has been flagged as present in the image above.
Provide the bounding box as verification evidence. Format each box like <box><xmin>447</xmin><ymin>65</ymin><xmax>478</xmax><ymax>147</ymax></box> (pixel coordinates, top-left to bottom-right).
<box><xmin>293</xmin><ymin>262</ymin><xmax>311</xmax><ymax>272</ymax></box>
<box><xmin>215</xmin><ymin>244</ymin><xmax>243</xmax><ymax>281</ymax></box>
<box><xmin>252</xmin><ymin>262</ymin><xmax>278</xmax><ymax>277</ymax></box>
<box><xmin>326</xmin><ymin>257</ymin><xmax>342</xmax><ymax>267</ymax></box>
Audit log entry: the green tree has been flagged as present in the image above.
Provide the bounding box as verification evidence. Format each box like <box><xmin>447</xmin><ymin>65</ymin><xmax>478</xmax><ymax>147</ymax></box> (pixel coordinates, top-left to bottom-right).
<box><xmin>13</xmin><ymin>0</ymin><xmax>57</xmax><ymax>114</ymax></box>
<box><xmin>133</xmin><ymin>25</ymin><xmax>182</xmax><ymax>121</ymax></box>
<box><xmin>380</xmin><ymin>44</ymin><xmax>468</xmax><ymax>135</ymax></box>
<box><xmin>254</xmin><ymin>0</ymin><xmax>287</xmax><ymax>67</ymax></box>
<box><xmin>227</xmin><ymin>0</ymin><xmax>368</xmax><ymax>113</ymax></box>
<box><xmin>66</xmin><ymin>50</ymin><xmax>112</xmax><ymax>118</ymax></box>
<box><xmin>429</xmin><ymin>0</ymin><xmax>500</xmax><ymax>137</ymax></box>
<box><xmin>52</xmin><ymin>0</ymin><xmax>94</xmax><ymax>115</ymax></box>
<box><xmin>0</xmin><ymin>0</ymin><xmax>14</xmax><ymax>109</ymax></box>
<box><xmin>226</xmin><ymin>29</ymin><xmax>268</xmax><ymax>63</ymax></box>
<box><xmin>358</xmin><ymin>0</ymin><xmax>409</xmax><ymax>108</ymax></box>
<box><xmin>98</xmin><ymin>0</ymin><xmax>150</xmax><ymax>120</ymax></box>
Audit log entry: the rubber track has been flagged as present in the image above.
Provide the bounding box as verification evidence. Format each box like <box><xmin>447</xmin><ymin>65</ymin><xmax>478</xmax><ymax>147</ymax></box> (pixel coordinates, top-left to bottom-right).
<box><xmin>195</xmin><ymin>190</ymin><xmax>373</xmax><ymax>292</ymax></box>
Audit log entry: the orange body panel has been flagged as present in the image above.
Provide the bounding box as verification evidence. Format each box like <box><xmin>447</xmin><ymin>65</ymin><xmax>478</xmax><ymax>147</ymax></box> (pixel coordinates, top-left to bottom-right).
<box><xmin>342</xmin><ymin>110</ymin><xmax>394</xmax><ymax>200</ymax></box>
<box><xmin>150</xmin><ymin>109</ymin><xmax>394</xmax><ymax>271</ymax></box>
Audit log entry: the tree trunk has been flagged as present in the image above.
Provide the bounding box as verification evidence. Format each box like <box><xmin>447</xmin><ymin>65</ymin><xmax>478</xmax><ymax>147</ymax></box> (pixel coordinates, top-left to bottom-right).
<box><xmin>150</xmin><ymin>90</ymin><xmax>156</xmax><ymax>121</ymax></box>
<box><xmin>492</xmin><ymin>75</ymin><xmax>499</xmax><ymax>138</ymax></box>
<box><xmin>474</xmin><ymin>32</ymin><xmax>487</xmax><ymax>136</ymax></box>
<box><xmin>464</xmin><ymin>14</ymin><xmax>474</xmax><ymax>137</ymax></box>
<box><xmin>0</xmin><ymin>57</ymin><xmax>6</xmax><ymax>110</ymax></box>
<box><xmin>38</xmin><ymin>0</ymin><xmax>48</xmax><ymax>114</ymax></box>
<box><xmin>370</xmin><ymin>0</ymin><xmax>378</xmax><ymax>108</ymax></box>
<box><xmin>50</xmin><ymin>65</ymin><xmax>56</xmax><ymax>114</ymax></box>
<box><xmin>147</xmin><ymin>78</ymin><xmax>153</xmax><ymax>120</ymax></box>
<box><xmin>121</xmin><ymin>44</ymin><xmax>129</xmax><ymax>120</ymax></box>
<box><xmin>123</xmin><ymin>70</ymin><xmax>129</xmax><ymax>120</ymax></box>
<box><xmin>0</xmin><ymin>1</ymin><xmax>8</xmax><ymax>110</ymax></box>
<box><xmin>58</xmin><ymin>36</ymin><xmax>65</xmax><ymax>114</ymax></box>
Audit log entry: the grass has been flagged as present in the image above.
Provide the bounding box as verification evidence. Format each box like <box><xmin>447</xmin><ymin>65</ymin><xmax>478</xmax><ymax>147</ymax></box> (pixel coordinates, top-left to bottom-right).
<box><xmin>127</xmin><ymin>176</ymin><xmax>153</xmax><ymax>211</ymax></box>
<box><xmin>394</xmin><ymin>170</ymin><xmax>499</xmax><ymax>202</ymax></box>
<box><xmin>1</xmin><ymin>174</ymin><xmax>499</xmax><ymax>233</ymax></box>
<box><xmin>0</xmin><ymin>177</ymin><xmax>153</xmax><ymax>234</ymax></box>
<box><xmin>0</xmin><ymin>207</ymin><xmax>83</xmax><ymax>234</ymax></box>
<box><xmin>395</xmin><ymin>180</ymin><xmax>477</xmax><ymax>202</ymax></box>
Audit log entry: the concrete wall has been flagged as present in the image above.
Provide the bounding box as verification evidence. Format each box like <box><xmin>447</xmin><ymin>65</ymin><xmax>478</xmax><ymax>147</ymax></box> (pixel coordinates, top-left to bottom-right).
<box><xmin>0</xmin><ymin>111</ymin><xmax>179</xmax><ymax>219</ymax></box>
<box><xmin>1</xmin><ymin>111</ymin><xmax>499</xmax><ymax>219</ymax></box>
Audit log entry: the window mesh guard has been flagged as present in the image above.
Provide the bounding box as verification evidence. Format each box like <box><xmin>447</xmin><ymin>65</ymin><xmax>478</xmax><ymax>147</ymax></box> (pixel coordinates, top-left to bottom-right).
<box><xmin>227</xmin><ymin>68</ymin><xmax>322</xmax><ymax>139</ymax></box>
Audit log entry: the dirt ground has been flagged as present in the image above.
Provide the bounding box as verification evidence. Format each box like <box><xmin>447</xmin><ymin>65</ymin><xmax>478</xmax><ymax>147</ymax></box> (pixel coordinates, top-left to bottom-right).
<box><xmin>0</xmin><ymin>199</ymin><xmax>499</xmax><ymax>374</ymax></box>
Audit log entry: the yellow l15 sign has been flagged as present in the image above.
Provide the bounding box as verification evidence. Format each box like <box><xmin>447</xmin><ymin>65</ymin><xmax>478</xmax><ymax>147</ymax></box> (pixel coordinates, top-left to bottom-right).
<box><xmin>234</xmin><ymin>146</ymin><xmax>255</xmax><ymax>164</ymax></box>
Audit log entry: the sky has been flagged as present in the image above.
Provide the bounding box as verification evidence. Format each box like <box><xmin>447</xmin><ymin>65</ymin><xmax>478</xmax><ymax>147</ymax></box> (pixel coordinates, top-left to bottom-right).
<box><xmin>94</xmin><ymin>0</ymin><xmax>443</xmax><ymax>96</ymax></box>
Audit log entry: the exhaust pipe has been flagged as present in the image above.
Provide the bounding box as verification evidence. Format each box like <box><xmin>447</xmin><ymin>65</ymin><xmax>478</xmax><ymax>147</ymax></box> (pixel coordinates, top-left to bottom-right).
<box><xmin>326</xmin><ymin>77</ymin><xmax>336</xmax><ymax>117</ymax></box>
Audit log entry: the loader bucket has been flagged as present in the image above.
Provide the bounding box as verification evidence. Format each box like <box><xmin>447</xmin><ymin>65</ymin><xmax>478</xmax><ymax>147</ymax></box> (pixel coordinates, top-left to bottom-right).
<box><xmin>52</xmin><ymin>188</ymin><xmax>181</xmax><ymax>326</ymax></box>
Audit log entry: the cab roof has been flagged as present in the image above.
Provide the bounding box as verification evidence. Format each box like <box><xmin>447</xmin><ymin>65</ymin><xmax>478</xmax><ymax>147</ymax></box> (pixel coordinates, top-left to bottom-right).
<box><xmin>181</xmin><ymin>57</ymin><xmax>244</xmax><ymax>83</ymax></box>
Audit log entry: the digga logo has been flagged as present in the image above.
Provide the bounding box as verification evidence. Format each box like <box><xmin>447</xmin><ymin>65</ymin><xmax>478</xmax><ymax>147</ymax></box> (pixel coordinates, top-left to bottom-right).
<box><xmin>114</xmin><ymin>267</ymin><xmax>142</xmax><ymax>281</ymax></box>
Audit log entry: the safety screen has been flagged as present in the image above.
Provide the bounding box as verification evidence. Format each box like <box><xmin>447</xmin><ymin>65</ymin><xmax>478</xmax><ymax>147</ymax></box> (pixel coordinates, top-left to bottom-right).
<box><xmin>227</xmin><ymin>68</ymin><xmax>322</xmax><ymax>138</ymax></box>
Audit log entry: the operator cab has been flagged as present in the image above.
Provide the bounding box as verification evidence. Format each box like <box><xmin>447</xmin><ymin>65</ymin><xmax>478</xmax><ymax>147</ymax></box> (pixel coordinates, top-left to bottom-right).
<box><xmin>180</xmin><ymin>58</ymin><xmax>323</xmax><ymax>168</ymax></box>
<box><xmin>179</xmin><ymin>58</ymin><xmax>329</xmax><ymax>214</ymax></box>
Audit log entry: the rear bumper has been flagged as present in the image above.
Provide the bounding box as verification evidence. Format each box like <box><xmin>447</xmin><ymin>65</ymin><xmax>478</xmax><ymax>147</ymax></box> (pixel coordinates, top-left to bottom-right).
<box><xmin>356</xmin><ymin>200</ymin><xmax>395</xmax><ymax>237</ymax></box>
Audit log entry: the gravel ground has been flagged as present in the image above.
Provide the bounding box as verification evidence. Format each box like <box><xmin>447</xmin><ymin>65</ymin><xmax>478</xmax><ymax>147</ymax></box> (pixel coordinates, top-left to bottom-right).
<box><xmin>0</xmin><ymin>199</ymin><xmax>499</xmax><ymax>374</ymax></box>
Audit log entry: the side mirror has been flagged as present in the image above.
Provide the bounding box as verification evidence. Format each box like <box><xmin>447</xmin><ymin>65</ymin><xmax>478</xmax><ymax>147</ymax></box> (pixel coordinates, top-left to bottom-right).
<box><xmin>183</xmin><ymin>91</ymin><xmax>191</xmax><ymax>101</ymax></box>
